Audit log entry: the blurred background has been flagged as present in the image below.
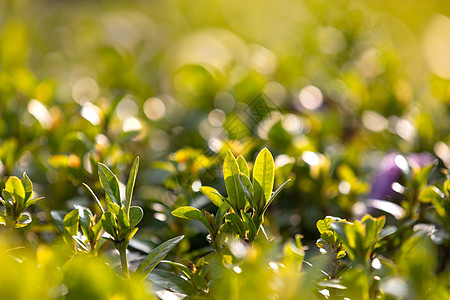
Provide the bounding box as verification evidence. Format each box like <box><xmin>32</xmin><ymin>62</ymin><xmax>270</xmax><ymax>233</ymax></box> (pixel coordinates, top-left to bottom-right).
<box><xmin>0</xmin><ymin>0</ymin><xmax>449</xmax><ymax>250</ymax></box>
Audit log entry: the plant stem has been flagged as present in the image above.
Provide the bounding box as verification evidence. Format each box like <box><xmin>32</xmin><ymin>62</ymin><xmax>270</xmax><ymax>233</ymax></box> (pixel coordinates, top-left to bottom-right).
<box><xmin>116</xmin><ymin>241</ymin><xmax>130</xmax><ymax>278</ymax></box>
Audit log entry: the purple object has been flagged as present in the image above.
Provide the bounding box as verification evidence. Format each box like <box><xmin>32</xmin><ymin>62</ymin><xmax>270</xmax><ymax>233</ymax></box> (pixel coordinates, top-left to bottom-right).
<box><xmin>369</xmin><ymin>152</ymin><xmax>435</xmax><ymax>201</ymax></box>
<box><xmin>357</xmin><ymin>152</ymin><xmax>436</xmax><ymax>219</ymax></box>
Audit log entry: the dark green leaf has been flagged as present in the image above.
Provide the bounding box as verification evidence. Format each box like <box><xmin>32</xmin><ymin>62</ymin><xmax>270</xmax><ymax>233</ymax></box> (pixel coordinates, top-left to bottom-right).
<box><xmin>241</xmin><ymin>211</ymin><xmax>257</xmax><ymax>239</ymax></box>
<box><xmin>225</xmin><ymin>213</ymin><xmax>246</xmax><ymax>237</ymax></box>
<box><xmin>192</xmin><ymin>274</ymin><xmax>208</xmax><ymax>292</ymax></box>
<box><xmin>215</xmin><ymin>201</ymin><xmax>230</xmax><ymax>229</ymax></box>
<box><xmin>50</xmin><ymin>210</ymin><xmax>66</xmax><ymax>233</ymax></box>
<box><xmin>136</xmin><ymin>235</ymin><xmax>185</xmax><ymax>281</ymax></box>
<box><xmin>78</xmin><ymin>208</ymin><xmax>92</xmax><ymax>239</ymax></box>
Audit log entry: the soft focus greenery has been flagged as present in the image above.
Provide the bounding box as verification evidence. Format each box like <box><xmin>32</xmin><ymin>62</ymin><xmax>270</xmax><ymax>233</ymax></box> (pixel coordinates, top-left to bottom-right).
<box><xmin>0</xmin><ymin>0</ymin><xmax>449</xmax><ymax>299</ymax></box>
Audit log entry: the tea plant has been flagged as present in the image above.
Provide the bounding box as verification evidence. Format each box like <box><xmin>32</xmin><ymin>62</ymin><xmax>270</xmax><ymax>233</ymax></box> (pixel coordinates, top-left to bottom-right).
<box><xmin>172</xmin><ymin>148</ymin><xmax>290</xmax><ymax>250</ymax></box>
<box><xmin>0</xmin><ymin>173</ymin><xmax>43</xmax><ymax>229</ymax></box>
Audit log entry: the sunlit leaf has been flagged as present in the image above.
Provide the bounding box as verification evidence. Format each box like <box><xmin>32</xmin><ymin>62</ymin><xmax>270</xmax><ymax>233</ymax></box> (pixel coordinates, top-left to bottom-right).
<box><xmin>5</xmin><ymin>176</ymin><xmax>25</xmax><ymax>208</ymax></box>
<box><xmin>223</xmin><ymin>151</ymin><xmax>245</xmax><ymax>212</ymax></box>
<box><xmin>253</xmin><ymin>148</ymin><xmax>274</xmax><ymax>212</ymax></box>
<box><xmin>237</xmin><ymin>155</ymin><xmax>249</xmax><ymax>177</ymax></box>
<box><xmin>98</xmin><ymin>163</ymin><xmax>121</xmax><ymax>206</ymax></box>
<box><xmin>172</xmin><ymin>206</ymin><xmax>213</xmax><ymax>235</ymax></box>
<box><xmin>200</xmin><ymin>186</ymin><xmax>225</xmax><ymax>207</ymax></box>
<box><xmin>125</xmin><ymin>157</ymin><xmax>139</xmax><ymax>216</ymax></box>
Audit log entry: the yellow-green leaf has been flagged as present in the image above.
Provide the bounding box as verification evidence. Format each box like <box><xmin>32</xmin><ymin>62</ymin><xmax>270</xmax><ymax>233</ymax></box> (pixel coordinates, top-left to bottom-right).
<box><xmin>253</xmin><ymin>148</ymin><xmax>274</xmax><ymax>211</ymax></box>
<box><xmin>223</xmin><ymin>151</ymin><xmax>245</xmax><ymax>212</ymax></box>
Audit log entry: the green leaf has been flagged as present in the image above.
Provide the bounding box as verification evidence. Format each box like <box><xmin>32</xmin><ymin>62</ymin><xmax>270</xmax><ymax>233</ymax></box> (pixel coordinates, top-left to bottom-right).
<box><xmin>78</xmin><ymin>208</ymin><xmax>92</xmax><ymax>239</ymax></box>
<box><xmin>50</xmin><ymin>210</ymin><xmax>66</xmax><ymax>233</ymax></box>
<box><xmin>22</xmin><ymin>197</ymin><xmax>44</xmax><ymax>210</ymax></box>
<box><xmin>172</xmin><ymin>206</ymin><xmax>214</xmax><ymax>235</ymax></box>
<box><xmin>192</xmin><ymin>274</ymin><xmax>208</xmax><ymax>292</ymax></box>
<box><xmin>125</xmin><ymin>157</ymin><xmax>139</xmax><ymax>216</ymax></box>
<box><xmin>444</xmin><ymin>179</ymin><xmax>450</xmax><ymax>197</ymax></box>
<box><xmin>1</xmin><ymin>190</ymin><xmax>15</xmax><ymax>216</ymax></box>
<box><xmin>63</xmin><ymin>209</ymin><xmax>79</xmax><ymax>245</ymax></box>
<box><xmin>107</xmin><ymin>202</ymin><xmax>129</xmax><ymax>228</ymax></box>
<box><xmin>98</xmin><ymin>163</ymin><xmax>121</xmax><ymax>206</ymax></box>
<box><xmin>160</xmin><ymin>260</ymin><xmax>193</xmax><ymax>278</ymax></box>
<box><xmin>239</xmin><ymin>173</ymin><xmax>254</xmax><ymax>208</ymax></box>
<box><xmin>317</xmin><ymin>216</ymin><xmax>342</xmax><ymax>234</ymax></box>
<box><xmin>253</xmin><ymin>148</ymin><xmax>274</xmax><ymax>212</ymax></box>
<box><xmin>419</xmin><ymin>186</ymin><xmax>444</xmax><ymax>203</ymax></box>
<box><xmin>241</xmin><ymin>211</ymin><xmax>257</xmax><ymax>239</ymax></box>
<box><xmin>215</xmin><ymin>201</ymin><xmax>230</xmax><ymax>229</ymax></box>
<box><xmin>82</xmin><ymin>183</ymin><xmax>105</xmax><ymax>214</ymax></box>
<box><xmin>129</xmin><ymin>206</ymin><xmax>143</xmax><ymax>227</ymax></box>
<box><xmin>225</xmin><ymin>213</ymin><xmax>246</xmax><ymax>237</ymax></box>
<box><xmin>223</xmin><ymin>151</ymin><xmax>245</xmax><ymax>212</ymax></box>
<box><xmin>15</xmin><ymin>212</ymin><xmax>32</xmax><ymax>228</ymax></box>
<box><xmin>199</xmin><ymin>186</ymin><xmax>225</xmax><ymax>207</ymax></box>
<box><xmin>136</xmin><ymin>235</ymin><xmax>185</xmax><ymax>281</ymax></box>
<box><xmin>237</xmin><ymin>155</ymin><xmax>249</xmax><ymax>177</ymax></box>
<box><xmin>261</xmin><ymin>179</ymin><xmax>290</xmax><ymax>216</ymax></box>
<box><xmin>91</xmin><ymin>220</ymin><xmax>103</xmax><ymax>242</ymax></box>
<box><xmin>120</xmin><ymin>227</ymin><xmax>139</xmax><ymax>242</ymax></box>
<box><xmin>5</xmin><ymin>176</ymin><xmax>25</xmax><ymax>209</ymax></box>
<box><xmin>21</xmin><ymin>173</ymin><xmax>33</xmax><ymax>202</ymax></box>
<box><xmin>101</xmin><ymin>211</ymin><xmax>118</xmax><ymax>240</ymax></box>
<box><xmin>330</xmin><ymin>221</ymin><xmax>356</xmax><ymax>259</ymax></box>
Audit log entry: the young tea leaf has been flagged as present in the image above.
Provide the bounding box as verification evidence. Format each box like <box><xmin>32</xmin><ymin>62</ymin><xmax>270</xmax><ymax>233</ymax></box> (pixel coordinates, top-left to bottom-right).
<box><xmin>239</xmin><ymin>173</ymin><xmax>254</xmax><ymax>208</ymax></box>
<box><xmin>199</xmin><ymin>186</ymin><xmax>225</xmax><ymax>207</ymax></box>
<box><xmin>172</xmin><ymin>206</ymin><xmax>214</xmax><ymax>235</ymax></box>
<box><xmin>98</xmin><ymin>163</ymin><xmax>121</xmax><ymax>206</ymax></box>
<box><xmin>223</xmin><ymin>151</ymin><xmax>245</xmax><ymax>212</ymax></box>
<box><xmin>237</xmin><ymin>155</ymin><xmax>249</xmax><ymax>177</ymax></box>
<box><xmin>5</xmin><ymin>176</ymin><xmax>25</xmax><ymax>209</ymax></box>
<box><xmin>21</xmin><ymin>173</ymin><xmax>33</xmax><ymax>202</ymax></box>
<box><xmin>125</xmin><ymin>157</ymin><xmax>139</xmax><ymax>216</ymax></box>
<box><xmin>253</xmin><ymin>148</ymin><xmax>274</xmax><ymax>212</ymax></box>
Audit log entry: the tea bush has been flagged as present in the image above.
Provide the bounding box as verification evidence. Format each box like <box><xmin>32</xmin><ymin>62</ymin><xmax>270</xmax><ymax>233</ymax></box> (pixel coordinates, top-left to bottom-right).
<box><xmin>0</xmin><ymin>0</ymin><xmax>449</xmax><ymax>299</ymax></box>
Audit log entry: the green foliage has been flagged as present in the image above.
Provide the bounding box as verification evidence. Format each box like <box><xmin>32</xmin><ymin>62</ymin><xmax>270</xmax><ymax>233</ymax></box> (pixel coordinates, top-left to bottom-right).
<box><xmin>172</xmin><ymin>148</ymin><xmax>289</xmax><ymax>249</ymax></box>
<box><xmin>0</xmin><ymin>0</ymin><xmax>449</xmax><ymax>298</ymax></box>
<box><xmin>0</xmin><ymin>173</ymin><xmax>43</xmax><ymax>228</ymax></box>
